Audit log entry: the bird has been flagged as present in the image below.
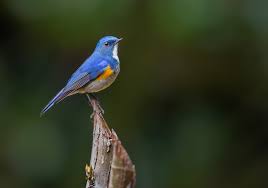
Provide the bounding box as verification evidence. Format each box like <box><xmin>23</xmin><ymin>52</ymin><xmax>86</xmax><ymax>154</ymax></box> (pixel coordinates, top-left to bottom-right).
<box><xmin>40</xmin><ymin>36</ymin><xmax>122</xmax><ymax>116</ymax></box>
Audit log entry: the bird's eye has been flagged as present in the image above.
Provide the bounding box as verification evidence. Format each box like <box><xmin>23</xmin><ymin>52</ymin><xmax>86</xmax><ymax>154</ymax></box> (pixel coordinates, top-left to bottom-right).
<box><xmin>104</xmin><ymin>42</ymin><xmax>109</xmax><ymax>46</ymax></box>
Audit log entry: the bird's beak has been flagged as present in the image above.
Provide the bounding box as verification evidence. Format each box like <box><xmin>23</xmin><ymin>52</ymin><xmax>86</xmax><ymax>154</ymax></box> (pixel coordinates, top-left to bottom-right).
<box><xmin>115</xmin><ymin>38</ymin><xmax>123</xmax><ymax>44</ymax></box>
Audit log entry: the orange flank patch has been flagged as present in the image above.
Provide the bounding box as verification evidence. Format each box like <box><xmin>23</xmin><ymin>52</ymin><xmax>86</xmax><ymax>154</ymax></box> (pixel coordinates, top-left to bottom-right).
<box><xmin>96</xmin><ymin>66</ymin><xmax>114</xmax><ymax>80</ymax></box>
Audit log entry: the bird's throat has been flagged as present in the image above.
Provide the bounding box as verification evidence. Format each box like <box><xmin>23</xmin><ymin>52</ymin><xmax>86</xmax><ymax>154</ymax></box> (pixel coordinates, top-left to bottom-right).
<box><xmin>112</xmin><ymin>44</ymin><xmax>119</xmax><ymax>62</ymax></box>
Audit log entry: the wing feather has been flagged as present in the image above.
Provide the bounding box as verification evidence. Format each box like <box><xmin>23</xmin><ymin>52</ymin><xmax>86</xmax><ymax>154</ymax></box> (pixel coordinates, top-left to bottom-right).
<box><xmin>40</xmin><ymin>59</ymin><xmax>110</xmax><ymax>115</ymax></box>
<box><xmin>63</xmin><ymin>72</ymin><xmax>90</xmax><ymax>93</ymax></box>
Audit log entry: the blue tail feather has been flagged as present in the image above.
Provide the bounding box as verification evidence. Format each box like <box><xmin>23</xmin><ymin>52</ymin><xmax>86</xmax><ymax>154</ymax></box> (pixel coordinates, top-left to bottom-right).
<box><xmin>40</xmin><ymin>89</ymin><xmax>66</xmax><ymax>116</ymax></box>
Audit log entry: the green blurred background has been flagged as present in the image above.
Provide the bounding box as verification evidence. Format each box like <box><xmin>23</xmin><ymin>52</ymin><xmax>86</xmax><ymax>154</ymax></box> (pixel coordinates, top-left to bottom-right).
<box><xmin>1</xmin><ymin>0</ymin><xmax>268</xmax><ymax>187</ymax></box>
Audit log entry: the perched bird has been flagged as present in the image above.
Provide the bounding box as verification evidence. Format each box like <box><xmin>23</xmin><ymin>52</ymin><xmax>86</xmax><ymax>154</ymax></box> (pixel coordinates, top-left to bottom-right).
<box><xmin>40</xmin><ymin>36</ymin><xmax>122</xmax><ymax>116</ymax></box>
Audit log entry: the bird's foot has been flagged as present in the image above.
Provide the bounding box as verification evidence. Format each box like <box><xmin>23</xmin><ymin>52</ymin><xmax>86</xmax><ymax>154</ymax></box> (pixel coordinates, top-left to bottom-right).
<box><xmin>86</xmin><ymin>94</ymin><xmax>104</xmax><ymax>118</ymax></box>
<box><xmin>90</xmin><ymin>112</ymin><xmax>95</xmax><ymax>119</ymax></box>
<box><xmin>96</xmin><ymin>103</ymin><xmax>104</xmax><ymax>114</ymax></box>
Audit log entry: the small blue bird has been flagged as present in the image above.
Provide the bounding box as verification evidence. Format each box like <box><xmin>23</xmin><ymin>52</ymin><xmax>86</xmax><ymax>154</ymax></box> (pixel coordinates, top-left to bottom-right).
<box><xmin>41</xmin><ymin>36</ymin><xmax>122</xmax><ymax>116</ymax></box>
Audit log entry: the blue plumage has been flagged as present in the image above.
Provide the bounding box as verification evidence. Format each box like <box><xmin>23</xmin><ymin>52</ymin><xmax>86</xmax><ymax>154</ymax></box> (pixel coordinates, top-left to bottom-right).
<box><xmin>41</xmin><ymin>36</ymin><xmax>122</xmax><ymax>116</ymax></box>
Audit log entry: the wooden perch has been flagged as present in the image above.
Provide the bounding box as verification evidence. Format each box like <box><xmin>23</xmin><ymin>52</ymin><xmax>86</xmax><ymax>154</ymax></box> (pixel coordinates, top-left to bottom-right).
<box><xmin>85</xmin><ymin>95</ymin><xmax>136</xmax><ymax>188</ymax></box>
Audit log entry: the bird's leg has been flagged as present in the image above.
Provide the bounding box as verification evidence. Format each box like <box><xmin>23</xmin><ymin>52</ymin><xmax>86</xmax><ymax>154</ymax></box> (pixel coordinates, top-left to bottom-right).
<box><xmin>86</xmin><ymin>94</ymin><xmax>104</xmax><ymax>118</ymax></box>
<box><xmin>86</xmin><ymin>94</ymin><xmax>96</xmax><ymax>118</ymax></box>
<box><xmin>89</xmin><ymin>93</ymin><xmax>104</xmax><ymax>114</ymax></box>
<box><xmin>86</xmin><ymin>94</ymin><xmax>97</xmax><ymax>118</ymax></box>
<box><xmin>91</xmin><ymin>94</ymin><xmax>105</xmax><ymax>115</ymax></box>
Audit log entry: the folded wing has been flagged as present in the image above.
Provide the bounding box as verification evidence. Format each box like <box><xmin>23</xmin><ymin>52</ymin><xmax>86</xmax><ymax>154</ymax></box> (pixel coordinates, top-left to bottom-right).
<box><xmin>40</xmin><ymin>60</ymin><xmax>110</xmax><ymax>116</ymax></box>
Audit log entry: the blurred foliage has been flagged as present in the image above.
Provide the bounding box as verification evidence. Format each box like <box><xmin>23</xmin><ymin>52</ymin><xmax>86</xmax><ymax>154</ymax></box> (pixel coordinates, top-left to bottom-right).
<box><xmin>0</xmin><ymin>0</ymin><xmax>268</xmax><ymax>188</ymax></box>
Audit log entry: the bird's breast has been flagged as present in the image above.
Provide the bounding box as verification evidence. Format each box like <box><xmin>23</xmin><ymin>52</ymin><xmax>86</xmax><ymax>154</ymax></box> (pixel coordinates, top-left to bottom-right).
<box><xmin>82</xmin><ymin>65</ymin><xmax>120</xmax><ymax>93</ymax></box>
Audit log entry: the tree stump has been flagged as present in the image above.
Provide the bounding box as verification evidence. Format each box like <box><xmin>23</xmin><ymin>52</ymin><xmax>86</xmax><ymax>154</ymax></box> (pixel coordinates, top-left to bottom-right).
<box><xmin>85</xmin><ymin>95</ymin><xmax>136</xmax><ymax>188</ymax></box>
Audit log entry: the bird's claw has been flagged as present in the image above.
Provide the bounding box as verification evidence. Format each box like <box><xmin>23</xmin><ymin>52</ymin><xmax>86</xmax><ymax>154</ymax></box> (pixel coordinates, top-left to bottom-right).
<box><xmin>90</xmin><ymin>104</ymin><xmax>104</xmax><ymax>119</ymax></box>
<box><xmin>86</xmin><ymin>93</ymin><xmax>104</xmax><ymax>119</ymax></box>
<box><xmin>97</xmin><ymin>103</ymin><xmax>104</xmax><ymax>114</ymax></box>
<box><xmin>90</xmin><ymin>112</ymin><xmax>95</xmax><ymax>119</ymax></box>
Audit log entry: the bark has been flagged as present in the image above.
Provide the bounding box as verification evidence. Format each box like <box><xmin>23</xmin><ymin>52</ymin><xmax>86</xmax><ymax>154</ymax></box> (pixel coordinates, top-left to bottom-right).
<box><xmin>85</xmin><ymin>95</ymin><xmax>136</xmax><ymax>188</ymax></box>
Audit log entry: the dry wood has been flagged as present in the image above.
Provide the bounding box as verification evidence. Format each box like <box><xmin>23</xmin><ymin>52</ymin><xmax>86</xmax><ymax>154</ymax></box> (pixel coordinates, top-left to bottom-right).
<box><xmin>85</xmin><ymin>95</ymin><xmax>136</xmax><ymax>188</ymax></box>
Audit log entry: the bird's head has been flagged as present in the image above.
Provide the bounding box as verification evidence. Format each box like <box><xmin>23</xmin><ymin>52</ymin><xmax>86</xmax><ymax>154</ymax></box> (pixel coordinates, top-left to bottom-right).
<box><xmin>95</xmin><ymin>36</ymin><xmax>122</xmax><ymax>59</ymax></box>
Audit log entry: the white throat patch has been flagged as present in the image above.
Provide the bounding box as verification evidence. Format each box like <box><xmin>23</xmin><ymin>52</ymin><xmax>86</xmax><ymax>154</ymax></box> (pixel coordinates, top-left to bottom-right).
<box><xmin>112</xmin><ymin>44</ymin><xmax>119</xmax><ymax>62</ymax></box>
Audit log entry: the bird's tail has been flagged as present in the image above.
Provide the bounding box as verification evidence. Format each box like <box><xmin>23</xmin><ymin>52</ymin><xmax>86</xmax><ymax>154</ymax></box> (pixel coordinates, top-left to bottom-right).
<box><xmin>40</xmin><ymin>88</ymin><xmax>70</xmax><ymax>116</ymax></box>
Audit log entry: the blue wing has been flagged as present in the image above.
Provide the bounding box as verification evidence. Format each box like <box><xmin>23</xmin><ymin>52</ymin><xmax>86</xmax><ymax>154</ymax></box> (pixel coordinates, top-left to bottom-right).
<box><xmin>40</xmin><ymin>57</ymin><xmax>110</xmax><ymax>116</ymax></box>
